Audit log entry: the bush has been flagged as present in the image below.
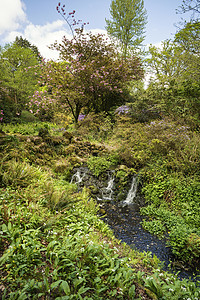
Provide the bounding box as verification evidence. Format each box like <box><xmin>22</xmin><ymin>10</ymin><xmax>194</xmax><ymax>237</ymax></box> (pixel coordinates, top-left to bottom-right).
<box><xmin>87</xmin><ymin>155</ymin><xmax>117</xmax><ymax>177</ymax></box>
<box><xmin>20</xmin><ymin>110</ymin><xmax>38</xmax><ymax>122</ymax></box>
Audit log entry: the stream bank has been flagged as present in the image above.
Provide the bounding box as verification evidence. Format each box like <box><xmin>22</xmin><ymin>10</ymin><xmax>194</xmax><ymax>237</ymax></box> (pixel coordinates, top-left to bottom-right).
<box><xmin>71</xmin><ymin>166</ymin><xmax>200</xmax><ymax>283</ymax></box>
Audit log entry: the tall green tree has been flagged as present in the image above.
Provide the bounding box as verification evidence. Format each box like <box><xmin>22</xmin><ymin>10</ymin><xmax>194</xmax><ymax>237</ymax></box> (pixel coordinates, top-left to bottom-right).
<box><xmin>146</xmin><ymin>40</ymin><xmax>186</xmax><ymax>85</ymax></box>
<box><xmin>0</xmin><ymin>43</ymin><xmax>40</xmax><ymax>120</ymax></box>
<box><xmin>105</xmin><ymin>0</ymin><xmax>147</xmax><ymax>57</ymax></box>
<box><xmin>175</xmin><ymin>21</ymin><xmax>200</xmax><ymax>81</ymax></box>
<box><xmin>14</xmin><ymin>36</ymin><xmax>41</xmax><ymax>61</ymax></box>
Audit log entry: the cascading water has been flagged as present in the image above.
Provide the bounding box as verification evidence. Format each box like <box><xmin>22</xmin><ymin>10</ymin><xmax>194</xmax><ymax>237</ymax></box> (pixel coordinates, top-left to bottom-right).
<box><xmin>70</xmin><ymin>167</ymin><xmax>199</xmax><ymax>282</ymax></box>
<box><xmin>122</xmin><ymin>175</ymin><xmax>138</xmax><ymax>206</ymax></box>
<box><xmin>98</xmin><ymin>172</ymin><xmax>115</xmax><ymax>201</ymax></box>
<box><xmin>70</xmin><ymin>170</ymin><xmax>85</xmax><ymax>186</ymax></box>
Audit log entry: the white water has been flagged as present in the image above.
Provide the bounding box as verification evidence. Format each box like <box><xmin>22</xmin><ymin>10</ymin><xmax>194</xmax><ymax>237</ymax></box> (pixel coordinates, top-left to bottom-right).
<box><xmin>101</xmin><ymin>172</ymin><xmax>115</xmax><ymax>201</ymax></box>
<box><xmin>71</xmin><ymin>169</ymin><xmax>138</xmax><ymax>205</ymax></box>
<box><xmin>122</xmin><ymin>176</ymin><xmax>138</xmax><ymax>205</ymax></box>
<box><xmin>71</xmin><ymin>170</ymin><xmax>85</xmax><ymax>184</ymax></box>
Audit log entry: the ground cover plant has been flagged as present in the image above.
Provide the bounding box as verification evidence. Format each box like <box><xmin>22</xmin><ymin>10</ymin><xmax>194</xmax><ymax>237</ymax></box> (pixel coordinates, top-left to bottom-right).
<box><xmin>109</xmin><ymin>116</ymin><xmax>200</xmax><ymax>268</ymax></box>
<box><xmin>0</xmin><ymin>124</ymin><xmax>200</xmax><ymax>299</ymax></box>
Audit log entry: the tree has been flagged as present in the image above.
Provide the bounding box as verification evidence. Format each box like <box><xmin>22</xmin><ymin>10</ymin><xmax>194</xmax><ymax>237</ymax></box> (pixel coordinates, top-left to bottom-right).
<box><xmin>175</xmin><ymin>21</ymin><xmax>200</xmax><ymax>55</ymax></box>
<box><xmin>174</xmin><ymin>21</ymin><xmax>200</xmax><ymax>82</ymax></box>
<box><xmin>105</xmin><ymin>0</ymin><xmax>147</xmax><ymax>57</ymax></box>
<box><xmin>144</xmin><ymin>33</ymin><xmax>200</xmax><ymax>124</ymax></box>
<box><xmin>146</xmin><ymin>40</ymin><xmax>186</xmax><ymax>86</ymax></box>
<box><xmin>0</xmin><ymin>43</ymin><xmax>40</xmax><ymax>120</ymax></box>
<box><xmin>177</xmin><ymin>0</ymin><xmax>200</xmax><ymax>16</ymax></box>
<box><xmin>14</xmin><ymin>36</ymin><xmax>41</xmax><ymax>61</ymax></box>
<box><xmin>41</xmin><ymin>30</ymin><xmax>144</xmax><ymax>123</ymax></box>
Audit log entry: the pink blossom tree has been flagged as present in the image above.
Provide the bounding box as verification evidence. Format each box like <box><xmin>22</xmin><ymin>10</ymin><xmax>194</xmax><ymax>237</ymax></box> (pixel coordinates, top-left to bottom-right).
<box><xmin>44</xmin><ymin>30</ymin><xmax>144</xmax><ymax>123</ymax></box>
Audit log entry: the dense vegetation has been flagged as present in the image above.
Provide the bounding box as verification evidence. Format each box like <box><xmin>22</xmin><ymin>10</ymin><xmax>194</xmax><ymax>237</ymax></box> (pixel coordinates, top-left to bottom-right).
<box><xmin>0</xmin><ymin>0</ymin><xmax>200</xmax><ymax>298</ymax></box>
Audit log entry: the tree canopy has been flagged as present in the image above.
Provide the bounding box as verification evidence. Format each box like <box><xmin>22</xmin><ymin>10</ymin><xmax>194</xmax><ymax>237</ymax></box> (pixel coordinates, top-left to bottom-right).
<box><xmin>0</xmin><ymin>43</ymin><xmax>40</xmax><ymax>121</ymax></box>
<box><xmin>105</xmin><ymin>0</ymin><xmax>147</xmax><ymax>57</ymax></box>
<box><xmin>43</xmin><ymin>30</ymin><xmax>144</xmax><ymax>123</ymax></box>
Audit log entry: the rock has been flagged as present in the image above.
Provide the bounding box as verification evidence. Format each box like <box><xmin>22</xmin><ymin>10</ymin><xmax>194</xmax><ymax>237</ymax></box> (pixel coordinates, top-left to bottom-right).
<box><xmin>31</xmin><ymin>136</ymin><xmax>43</xmax><ymax>145</ymax></box>
<box><xmin>63</xmin><ymin>131</ymin><xmax>73</xmax><ymax>142</ymax></box>
<box><xmin>38</xmin><ymin>127</ymin><xmax>49</xmax><ymax>138</ymax></box>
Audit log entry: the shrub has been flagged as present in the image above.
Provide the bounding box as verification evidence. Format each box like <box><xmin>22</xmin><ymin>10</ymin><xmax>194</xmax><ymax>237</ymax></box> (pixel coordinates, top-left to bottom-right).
<box><xmin>87</xmin><ymin>155</ymin><xmax>117</xmax><ymax>177</ymax></box>
<box><xmin>20</xmin><ymin>110</ymin><xmax>38</xmax><ymax>122</ymax></box>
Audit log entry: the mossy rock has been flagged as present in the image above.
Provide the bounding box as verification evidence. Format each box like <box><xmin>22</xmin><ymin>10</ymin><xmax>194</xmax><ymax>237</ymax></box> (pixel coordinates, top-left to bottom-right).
<box><xmin>48</xmin><ymin>136</ymin><xmax>64</xmax><ymax>146</ymax></box>
<box><xmin>38</xmin><ymin>127</ymin><xmax>49</xmax><ymax>138</ymax></box>
<box><xmin>31</xmin><ymin>136</ymin><xmax>43</xmax><ymax>145</ymax></box>
<box><xmin>70</xmin><ymin>155</ymin><xmax>84</xmax><ymax>167</ymax></box>
<box><xmin>64</xmin><ymin>144</ymin><xmax>76</xmax><ymax>155</ymax></box>
<box><xmin>63</xmin><ymin>131</ymin><xmax>73</xmax><ymax>142</ymax></box>
<box><xmin>53</xmin><ymin>158</ymin><xmax>70</xmax><ymax>173</ymax></box>
<box><xmin>88</xmin><ymin>185</ymin><xmax>99</xmax><ymax>194</ymax></box>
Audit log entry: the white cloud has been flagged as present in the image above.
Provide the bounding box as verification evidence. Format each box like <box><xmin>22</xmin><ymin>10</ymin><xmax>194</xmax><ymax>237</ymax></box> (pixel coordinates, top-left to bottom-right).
<box><xmin>23</xmin><ymin>20</ymin><xmax>71</xmax><ymax>60</ymax></box>
<box><xmin>4</xmin><ymin>20</ymin><xmax>72</xmax><ymax>60</ymax></box>
<box><xmin>90</xmin><ymin>28</ymin><xmax>107</xmax><ymax>36</ymax></box>
<box><xmin>0</xmin><ymin>0</ymin><xmax>27</xmax><ymax>35</ymax></box>
<box><xmin>3</xmin><ymin>21</ymin><xmax>109</xmax><ymax>60</ymax></box>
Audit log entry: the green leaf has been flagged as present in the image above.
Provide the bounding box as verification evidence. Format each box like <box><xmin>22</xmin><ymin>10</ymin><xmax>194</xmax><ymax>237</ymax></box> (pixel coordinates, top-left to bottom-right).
<box><xmin>2</xmin><ymin>224</ymin><xmax>7</xmax><ymax>232</ymax></box>
<box><xmin>78</xmin><ymin>286</ymin><xmax>91</xmax><ymax>295</ymax></box>
<box><xmin>61</xmin><ymin>281</ymin><xmax>70</xmax><ymax>295</ymax></box>
<box><xmin>7</xmin><ymin>222</ymin><xmax>12</xmax><ymax>231</ymax></box>
<box><xmin>128</xmin><ymin>284</ymin><xmax>136</xmax><ymax>299</ymax></box>
<box><xmin>18</xmin><ymin>293</ymin><xmax>28</xmax><ymax>300</ymax></box>
<box><xmin>51</xmin><ymin>280</ymin><xmax>62</xmax><ymax>290</ymax></box>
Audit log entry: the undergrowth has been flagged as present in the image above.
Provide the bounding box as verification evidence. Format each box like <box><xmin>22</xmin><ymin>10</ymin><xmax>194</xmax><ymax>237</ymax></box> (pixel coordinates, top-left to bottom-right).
<box><xmin>109</xmin><ymin>117</ymin><xmax>200</xmax><ymax>266</ymax></box>
<box><xmin>0</xmin><ymin>120</ymin><xmax>200</xmax><ymax>299</ymax></box>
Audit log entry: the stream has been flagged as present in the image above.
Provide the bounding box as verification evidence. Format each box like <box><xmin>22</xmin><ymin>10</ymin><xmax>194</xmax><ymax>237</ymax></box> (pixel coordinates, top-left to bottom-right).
<box><xmin>71</xmin><ymin>168</ymin><xmax>200</xmax><ymax>283</ymax></box>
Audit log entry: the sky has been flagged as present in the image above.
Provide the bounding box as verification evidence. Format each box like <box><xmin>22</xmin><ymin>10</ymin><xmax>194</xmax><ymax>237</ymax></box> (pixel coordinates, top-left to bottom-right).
<box><xmin>0</xmin><ymin>0</ymin><xmax>190</xmax><ymax>60</ymax></box>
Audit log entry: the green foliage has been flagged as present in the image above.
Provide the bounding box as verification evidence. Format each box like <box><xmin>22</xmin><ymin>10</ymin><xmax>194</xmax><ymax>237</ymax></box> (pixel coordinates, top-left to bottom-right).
<box><xmin>2</xmin><ymin>160</ymin><xmax>45</xmax><ymax>188</ymax></box>
<box><xmin>111</xmin><ymin>118</ymin><xmax>197</xmax><ymax>168</ymax></box>
<box><xmin>106</xmin><ymin>0</ymin><xmax>147</xmax><ymax>56</ymax></box>
<box><xmin>14</xmin><ymin>36</ymin><xmax>41</xmax><ymax>61</ymax></box>
<box><xmin>142</xmin><ymin>219</ymin><xmax>166</xmax><ymax>238</ymax></box>
<box><xmin>46</xmin><ymin>30</ymin><xmax>143</xmax><ymax>123</ymax></box>
<box><xmin>77</xmin><ymin>112</ymin><xmax>114</xmax><ymax>142</ymax></box>
<box><xmin>0</xmin><ymin>121</ymin><xmax>199</xmax><ymax>299</ymax></box>
<box><xmin>87</xmin><ymin>155</ymin><xmax>118</xmax><ymax>177</ymax></box>
<box><xmin>0</xmin><ymin>176</ymin><xmax>139</xmax><ymax>299</ymax></box>
<box><xmin>143</xmin><ymin>22</ymin><xmax>200</xmax><ymax>127</ymax></box>
<box><xmin>20</xmin><ymin>110</ymin><xmax>38</xmax><ymax>123</ymax></box>
<box><xmin>0</xmin><ymin>43</ymin><xmax>40</xmax><ymax>121</ymax></box>
<box><xmin>2</xmin><ymin>121</ymin><xmax>61</xmax><ymax>136</ymax></box>
<box><xmin>109</xmin><ymin>115</ymin><xmax>200</xmax><ymax>263</ymax></box>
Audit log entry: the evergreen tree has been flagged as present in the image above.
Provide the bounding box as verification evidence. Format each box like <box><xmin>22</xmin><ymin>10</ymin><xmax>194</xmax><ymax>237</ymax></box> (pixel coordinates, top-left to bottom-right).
<box><xmin>105</xmin><ymin>0</ymin><xmax>147</xmax><ymax>57</ymax></box>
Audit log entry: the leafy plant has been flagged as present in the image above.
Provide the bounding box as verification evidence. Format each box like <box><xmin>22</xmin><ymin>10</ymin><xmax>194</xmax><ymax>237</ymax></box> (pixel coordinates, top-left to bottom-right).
<box><xmin>87</xmin><ymin>156</ymin><xmax>116</xmax><ymax>177</ymax></box>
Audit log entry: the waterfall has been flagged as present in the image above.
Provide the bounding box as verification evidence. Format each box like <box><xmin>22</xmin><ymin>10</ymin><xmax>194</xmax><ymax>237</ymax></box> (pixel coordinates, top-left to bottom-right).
<box><xmin>98</xmin><ymin>172</ymin><xmax>115</xmax><ymax>201</ymax></box>
<box><xmin>122</xmin><ymin>175</ymin><xmax>138</xmax><ymax>205</ymax></box>
<box><xmin>71</xmin><ymin>170</ymin><xmax>85</xmax><ymax>185</ymax></box>
<box><xmin>70</xmin><ymin>168</ymin><xmax>138</xmax><ymax>205</ymax></box>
